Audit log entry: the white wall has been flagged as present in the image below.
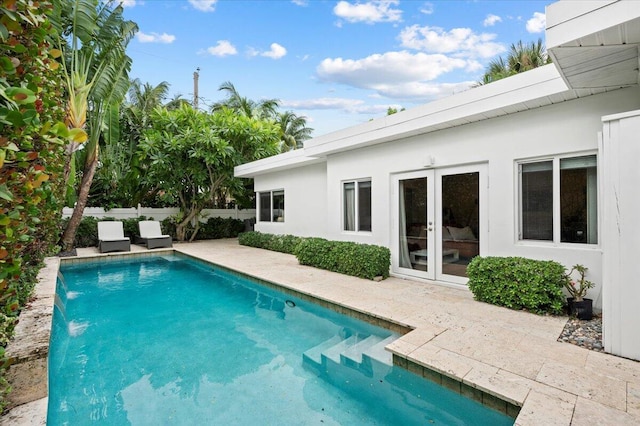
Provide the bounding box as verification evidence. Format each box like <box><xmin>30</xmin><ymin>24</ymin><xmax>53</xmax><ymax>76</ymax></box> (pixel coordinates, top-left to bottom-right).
<box><xmin>328</xmin><ymin>87</ymin><xmax>639</xmax><ymax>298</ymax></box>
<box><xmin>601</xmin><ymin>109</ymin><xmax>640</xmax><ymax>360</ymax></box>
<box><xmin>253</xmin><ymin>162</ymin><xmax>327</xmax><ymax>237</ymax></box>
<box><xmin>251</xmin><ymin>86</ymin><xmax>640</xmax><ymax>309</ymax></box>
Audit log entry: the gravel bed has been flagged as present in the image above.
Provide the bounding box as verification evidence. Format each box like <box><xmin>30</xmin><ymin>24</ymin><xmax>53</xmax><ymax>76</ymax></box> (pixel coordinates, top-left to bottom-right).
<box><xmin>558</xmin><ymin>315</ymin><xmax>603</xmax><ymax>352</ymax></box>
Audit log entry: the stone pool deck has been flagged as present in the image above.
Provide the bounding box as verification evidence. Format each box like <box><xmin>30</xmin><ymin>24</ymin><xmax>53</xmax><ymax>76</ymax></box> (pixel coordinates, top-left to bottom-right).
<box><xmin>3</xmin><ymin>239</ymin><xmax>640</xmax><ymax>425</ymax></box>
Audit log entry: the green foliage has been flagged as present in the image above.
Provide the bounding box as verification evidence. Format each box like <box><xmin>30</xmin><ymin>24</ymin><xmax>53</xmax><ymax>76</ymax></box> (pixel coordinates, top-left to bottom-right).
<box><xmin>467</xmin><ymin>257</ymin><xmax>566</xmax><ymax>315</ymax></box>
<box><xmin>238</xmin><ymin>231</ymin><xmax>303</xmax><ymax>255</ymax></box>
<box><xmin>238</xmin><ymin>233</ymin><xmax>390</xmax><ymax>280</ymax></box>
<box><xmin>295</xmin><ymin>238</ymin><xmax>390</xmax><ymax>280</ymax></box>
<box><xmin>197</xmin><ymin>217</ymin><xmax>245</xmax><ymax>240</ymax></box>
<box><xmin>65</xmin><ymin>215</ymin><xmax>245</xmax><ymax>248</ymax></box>
<box><xmin>140</xmin><ymin>105</ymin><xmax>280</xmax><ymax>241</ymax></box>
<box><xmin>0</xmin><ymin>0</ymin><xmax>67</xmax><ymax>410</ymax></box>
<box><xmin>563</xmin><ymin>264</ymin><xmax>595</xmax><ymax>302</ymax></box>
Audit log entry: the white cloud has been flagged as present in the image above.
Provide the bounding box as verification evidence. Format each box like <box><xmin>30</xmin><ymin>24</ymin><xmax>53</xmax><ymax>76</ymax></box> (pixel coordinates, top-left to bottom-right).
<box><xmin>205</xmin><ymin>40</ymin><xmax>237</xmax><ymax>57</ymax></box>
<box><xmin>247</xmin><ymin>43</ymin><xmax>287</xmax><ymax>59</ymax></box>
<box><xmin>291</xmin><ymin>0</ymin><xmax>308</xmax><ymax>5</ymax></box>
<box><xmin>262</xmin><ymin>43</ymin><xmax>287</xmax><ymax>59</ymax></box>
<box><xmin>333</xmin><ymin>0</ymin><xmax>402</xmax><ymax>24</ymax></box>
<box><xmin>318</xmin><ymin>51</ymin><xmax>467</xmax><ymax>85</ymax></box>
<box><xmin>281</xmin><ymin>97</ymin><xmax>389</xmax><ymax>114</ymax></box>
<box><xmin>420</xmin><ymin>2</ymin><xmax>433</xmax><ymax>15</ymax></box>
<box><xmin>526</xmin><ymin>12</ymin><xmax>546</xmax><ymax>33</ymax></box>
<box><xmin>398</xmin><ymin>25</ymin><xmax>505</xmax><ymax>59</ymax></box>
<box><xmin>120</xmin><ymin>0</ymin><xmax>137</xmax><ymax>7</ymax></box>
<box><xmin>316</xmin><ymin>50</ymin><xmax>477</xmax><ymax>99</ymax></box>
<box><xmin>136</xmin><ymin>31</ymin><xmax>176</xmax><ymax>44</ymax></box>
<box><xmin>368</xmin><ymin>81</ymin><xmax>474</xmax><ymax>99</ymax></box>
<box><xmin>189</xmin><ymin>0</ymin><xmax>217</xmax><ymax>12</ymax></box>
<box><xmin>483</xmin><ymin>14</ymin><xmax>502</xmax><ymax>27</ymax></box>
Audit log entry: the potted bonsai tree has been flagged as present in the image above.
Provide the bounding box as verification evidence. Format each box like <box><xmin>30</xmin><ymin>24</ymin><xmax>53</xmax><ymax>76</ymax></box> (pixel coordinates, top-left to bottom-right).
<box><xmin>564</xmin><ymin>264</ymin><xmax>595</xmax><ymax>320</ymax></box>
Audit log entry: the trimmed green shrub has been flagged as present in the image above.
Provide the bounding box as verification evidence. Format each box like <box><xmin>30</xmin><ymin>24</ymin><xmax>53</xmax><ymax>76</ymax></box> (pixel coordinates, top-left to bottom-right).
<box><xmin>238</xmin><ymin>231</ymin><xmax>303</xmax><ymax>255</ymax></box>
<box><xmin>295</xmin><ymin>238</ymin><xmax>390</xmax><ymax>280</ymax></box>
<box><xmin>239</xmin><ymin>232</ymin><xmax>390</xmax><ymax>280</ymax></box>
<box><xmin>466</xmin><ymin>256</ymin><xmax>566</xmax><ymax>315</ymax></box>
<box><xmin>198</xmin><ymin>217</ymin><xmax>245</xmax><ymax>239</ymax></box>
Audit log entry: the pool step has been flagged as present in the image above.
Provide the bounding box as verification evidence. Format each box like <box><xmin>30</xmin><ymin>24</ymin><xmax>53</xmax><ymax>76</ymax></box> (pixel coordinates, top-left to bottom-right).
<box><xmin>302</xmin><ymin>335</ymin><xmax>345</xmax><ymax>367</ymax></box>
<box><xmin>302</xmin><ymin>333</ymin><xmax>397</xmax><ymax>378</ymax></box>
<box><xmin>340</xmin><ymin>335</ymin><xmax>385</xmax><ymax>364</ymax></box>
<box><xmin>362</xmin><ymin>335</ymin><xmax>396</xmax><ymax>365</ymax></box>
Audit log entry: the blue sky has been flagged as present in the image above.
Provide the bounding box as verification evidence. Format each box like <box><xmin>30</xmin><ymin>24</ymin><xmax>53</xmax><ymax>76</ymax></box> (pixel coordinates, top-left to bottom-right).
<box><xmin>120</xmin><ymin>0</ymin><xmax>550</xmax><ymax>136</ymax></box>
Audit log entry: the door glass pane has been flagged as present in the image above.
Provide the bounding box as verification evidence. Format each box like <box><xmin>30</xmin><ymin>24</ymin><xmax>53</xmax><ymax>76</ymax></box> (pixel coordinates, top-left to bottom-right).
<box><xmin>358</xmin><ymin>181</ymin><xmax>372</xmax><ymax>232</ymax></box>
<box><xmin>560</xmin><ymin>155</ymin><xmax>597</xmax><ymax>243</ymax></box>
<box><xmin>521</xmin><ymin>161</ymin><xmax>553</xmax><ymax>240</ymax></box>
<box><xmin>399</xmin><ymin>177</ymin><xmax>428</xmax><ymax>271</ymax></box>
<box><xmin>442</xmin><ymin>172</ymin><xmax>479</xmax><ymax>277</ymax></box>
<box><xmin>343</xmin><ymin>182</ymin><xmax>355</xmax><ymax>231</ymax></box>
<box><xmin>259</xmin><ymin>192</ymin><xmax>271</xmax><ymax>222</ymax></box>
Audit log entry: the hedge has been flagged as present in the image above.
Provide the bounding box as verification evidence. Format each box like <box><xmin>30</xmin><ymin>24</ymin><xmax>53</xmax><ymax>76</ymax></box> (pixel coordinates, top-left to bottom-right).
<box><xmin>238</xmin><ymin>231</ymin><xmax>303</xmax><ymax>254</ymax></box>
<box><xmin>466</xmin><ymin>256</ymin><xmax>566</xmax><ymax>315</ymax></box>
<box><xmin>238</xmin><ymin>232</ymin><xmax>390</xmax><ymax>281</ymax></box>
<box><xmin>61</xmin><ymin>216</ymin><xmax>245</xmax><ymax>248</ymax></box>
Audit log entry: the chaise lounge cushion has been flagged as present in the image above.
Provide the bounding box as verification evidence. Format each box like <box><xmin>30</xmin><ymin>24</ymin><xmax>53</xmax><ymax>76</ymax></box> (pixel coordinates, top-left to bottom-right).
<box><xmin>138</xmin><ymin>221</ymin><xmax>172</xmax><ymax>249</ymax></box>
<box><xmin>97</xmin><ymin>221</ymin><xmax>131</xmax><ymax>253</ymax></box>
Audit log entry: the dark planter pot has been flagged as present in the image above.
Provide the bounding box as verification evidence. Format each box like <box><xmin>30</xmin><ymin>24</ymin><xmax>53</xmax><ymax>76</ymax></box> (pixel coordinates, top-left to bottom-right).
<box><xmin>567</xmin><ymin>297</ymin><xmax>593</xmax><ymax>320</ymax></box>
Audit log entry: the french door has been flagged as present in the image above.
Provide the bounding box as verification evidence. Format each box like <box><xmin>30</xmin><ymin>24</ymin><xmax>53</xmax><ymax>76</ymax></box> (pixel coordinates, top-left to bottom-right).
<box><xmin>392</xmin><ymin>165</ymin><xmax>486</xmax><ymax>284</ymax></box>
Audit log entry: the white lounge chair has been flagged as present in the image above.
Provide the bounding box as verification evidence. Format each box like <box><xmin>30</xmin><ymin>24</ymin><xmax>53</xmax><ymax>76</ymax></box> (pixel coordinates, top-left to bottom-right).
<box><xmin>137</xmin><ymin>220</ymin><xmax>172</xmax><ymax>249</ymax></box>
<box><xmin>97</xmin><ymin>221</ymin><xmax>131</xmax><ymax>253</ymax></box>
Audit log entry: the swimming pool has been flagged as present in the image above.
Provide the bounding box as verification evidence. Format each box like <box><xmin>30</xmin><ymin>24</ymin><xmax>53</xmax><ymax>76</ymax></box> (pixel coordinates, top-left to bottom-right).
<box><xmin>50</xmin><ymin>254</ymin><xmax>515</xmax><ymax>425</ymax></box>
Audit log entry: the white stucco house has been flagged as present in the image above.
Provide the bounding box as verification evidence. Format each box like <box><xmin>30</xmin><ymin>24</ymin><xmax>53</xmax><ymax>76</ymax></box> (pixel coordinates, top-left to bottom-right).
<box><xmin>235</xmin><ymin>1</ymin><xmax>640</xmax><ymax>360</ymax></box>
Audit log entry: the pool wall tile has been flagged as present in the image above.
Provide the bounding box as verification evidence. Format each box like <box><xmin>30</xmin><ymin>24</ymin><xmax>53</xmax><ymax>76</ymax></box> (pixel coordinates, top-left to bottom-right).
<box><xmin>442</xmin><ymin>375</ymin><xmax>462</xmax><ymax>393</ymax></box>
<box><xmin>399</xmin><ymin>356</ymin><xmax>520</xmax><ymax>419</ymax></box>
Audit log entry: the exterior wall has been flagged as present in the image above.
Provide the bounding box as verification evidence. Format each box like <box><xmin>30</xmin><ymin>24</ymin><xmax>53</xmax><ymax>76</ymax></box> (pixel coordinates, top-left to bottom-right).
<box><xmin>253</xmin><ymin>162</ymin><xmax>327</xmax><ymax>237</ymax></box>
<box><xmin>249</xmin><ymin>86</ymin><xmax>640</xmax><ymax>309</ymax></box>
<box><xmin>601</xmin><ymin>109</ymin><xmax>640</xmax><ymax>360</ymax></box>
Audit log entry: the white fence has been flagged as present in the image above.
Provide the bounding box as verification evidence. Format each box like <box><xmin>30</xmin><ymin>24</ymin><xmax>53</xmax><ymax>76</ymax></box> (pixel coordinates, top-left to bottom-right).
<box><xmin>61</xmin><ymin>206</ymin><xmax>256</xmax><ymax>222</ymax></box>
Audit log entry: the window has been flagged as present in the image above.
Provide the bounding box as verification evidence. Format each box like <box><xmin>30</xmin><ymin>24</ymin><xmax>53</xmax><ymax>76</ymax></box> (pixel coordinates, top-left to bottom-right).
<box><xmin>258</xmin><ymin>190</ymin><xmax>285</xmax><ymax>222</ymax></box>
<box><xmin>519</xmin><ymin>155</ymin><xmax>597</xmax><ymax>244</ymax></box>
<box><xmin>343</xmin><ymin>180</ymin><xmax>371</xmax><ymax>232</ymax></box>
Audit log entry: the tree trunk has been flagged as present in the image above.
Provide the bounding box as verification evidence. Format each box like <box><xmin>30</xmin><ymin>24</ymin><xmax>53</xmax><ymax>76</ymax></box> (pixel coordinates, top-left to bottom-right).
<box><xmin>61</xmin><ymin>158</ymin><xmax>98</xmax><ymax>251</ymax></box>
<box><xmin>176</xmin><ymin>207</ymin><xmax>199</xmax><ymax>242</ymax></box>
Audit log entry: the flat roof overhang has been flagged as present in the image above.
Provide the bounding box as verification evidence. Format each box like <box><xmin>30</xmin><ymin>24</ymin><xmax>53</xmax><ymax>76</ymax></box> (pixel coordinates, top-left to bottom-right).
<box><xmin>547</xmin><ymin>0</ymin><xmax>640</xmax><ymax>89</ymax></box>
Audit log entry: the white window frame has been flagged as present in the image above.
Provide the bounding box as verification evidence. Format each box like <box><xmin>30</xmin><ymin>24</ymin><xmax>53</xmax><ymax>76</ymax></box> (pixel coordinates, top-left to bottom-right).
<box><xmin>257</xmin><ymin>189</ymin><xmax>285</xmax><ymax>223</ymax></box>
<box><xmin>517</xmin><ymin>152</ymin><xmax>598</xmax><ymax>245</ymax></box>
<box><xmin>342</xmin><ymin>179</ymin><xmax>372</xmax><ymax>233</ymax></box>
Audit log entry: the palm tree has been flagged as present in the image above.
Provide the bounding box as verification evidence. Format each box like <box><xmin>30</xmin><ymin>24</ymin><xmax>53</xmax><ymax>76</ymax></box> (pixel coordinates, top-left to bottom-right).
<box><xmin>212</xmin><ymin>81</ymin><xmax>279</xmax><ymax>120</ymax></box>
<box><xmin>89</xmin><ymin>79</ymin><xmax>170</xmax><ymax>207</ymax></box>
<box><xmin>277</xmin><ymin>111</ymin><xmax>313</xmax><ymax>151</ymax></box>
<box><xmin>477</xmin><ymin>38</ymin><xmax>551</xmax><ymax>85</ymax></box>
<box><xmin>165</xmin><ymin>93</ymin><xmax>190</xmax><ymax>111</ymax></box>
<box><xmin>53</xmin><ymin>0</ymin><xmax>138</xmax><ymax>251</ymax></box>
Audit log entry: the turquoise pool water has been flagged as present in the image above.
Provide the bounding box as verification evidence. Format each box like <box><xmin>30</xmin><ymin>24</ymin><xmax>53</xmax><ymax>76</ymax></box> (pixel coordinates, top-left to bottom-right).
<box><xmin>50</xmin><ymin>255</ymin><xmax>514</xmax><ymax>425</ymax></box>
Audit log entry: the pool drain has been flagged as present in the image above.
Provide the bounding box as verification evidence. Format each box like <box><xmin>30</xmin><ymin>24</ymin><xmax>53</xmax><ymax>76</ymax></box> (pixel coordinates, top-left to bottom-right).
<box><xmin>285</xmin><ymin>300</ymin><xmax>296</xmax><ymax>308</ymax></box>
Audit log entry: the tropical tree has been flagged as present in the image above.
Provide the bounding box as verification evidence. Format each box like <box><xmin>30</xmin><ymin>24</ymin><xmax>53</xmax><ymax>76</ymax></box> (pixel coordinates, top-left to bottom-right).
<box><xmin>140</xmin><ymin>105</ymin><xmax>280</xmax><ymax>241</ymax></box>
<box><xmin>165</xmin><ymin>93</ymin><xmax>190</xmax><ymax>111</ymax></box>
<box><xmin>277</xmin><ymin>111</ymin><xmax>313</xmax><ymax>151</ymax></box>
<box><xmin>90</xmin><ymin>79</ymin><xmax>169</xmax><ymax>207</ymax></box>
<box><xmin>213</xmin><ymin>81</ymin><xmax>314</xmax><ymax>152</ymax></box>
<box><xmin>53</xmin><ymin>0</ymin><xmax>138</xmax><ymax>251</ymax></box>
<box><xmin>477</xmin><ymin>38</ymin><xmax>551</xmax><ymax>85</ymax></box>
<box><xmin>212</xmin><ymin>80</ymin><xmax>280</xmax><ymax>120</ymax></box>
